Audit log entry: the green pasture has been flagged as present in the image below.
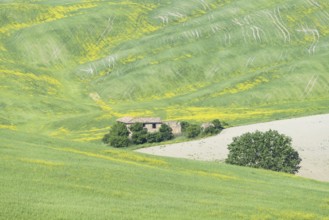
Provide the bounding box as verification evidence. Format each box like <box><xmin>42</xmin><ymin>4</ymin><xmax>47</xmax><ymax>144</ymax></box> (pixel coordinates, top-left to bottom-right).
<box><xmin>1</xmin><ymin>130</ymin><xmax>329</xmax><ymax>219</ymax></box>
<box><xmin>1</xmin><ymin>1</ymin><xmax>329</xmax><ymax>218</ymax></box>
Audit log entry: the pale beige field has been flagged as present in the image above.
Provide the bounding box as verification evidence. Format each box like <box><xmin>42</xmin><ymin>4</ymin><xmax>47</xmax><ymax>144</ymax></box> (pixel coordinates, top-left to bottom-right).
<box><xmin>137</xmin><ymin>114</ymin><xmax>329</xmax><ymax>182</ymax></box>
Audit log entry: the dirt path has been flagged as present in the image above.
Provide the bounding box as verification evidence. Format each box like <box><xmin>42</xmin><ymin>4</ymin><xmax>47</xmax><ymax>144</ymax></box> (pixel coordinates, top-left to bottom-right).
<box><xmin>136</xmin><ymin>114</ymin><xmax>329</xmax><ymax>182</ymax></box>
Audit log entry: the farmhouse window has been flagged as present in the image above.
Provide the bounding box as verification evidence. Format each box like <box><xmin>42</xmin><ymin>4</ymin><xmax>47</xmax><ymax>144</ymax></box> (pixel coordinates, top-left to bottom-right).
<box><xmin>152</xmin><ymin>123</ymin><xmax>156</xmax><ymax>129</ymax></box>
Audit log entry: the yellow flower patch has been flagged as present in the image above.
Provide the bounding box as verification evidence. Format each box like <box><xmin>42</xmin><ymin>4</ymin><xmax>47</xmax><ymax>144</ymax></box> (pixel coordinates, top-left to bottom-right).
<box><xmin>20</xmin><ymin>158</ymin><xmax>64</xmax><ymax>167</ymax></box>
<box><xmin>212</xmin><ymin>76</ymin><xmax>270</xmax><ymax>97</ymax></box>
<box><xmin>51</xmin><ymin>147</ymin><xmax>163</xmax><ymax>169</ymax></box>
<box><xmin>50</xmin><ymin>127</ymin><xmax>70</xmax><ymax>137</ymax></box>
<box><xmin>80</xmin><ymin>1</ymin><xmax>160</xmax><ymax>63</ymax></box>
<box><xmin>165</xmin><ymin>106</ymin><xmax>290</xmax><ymax>122</ymax></box>
<box><xmin>0</xmin><ymin>125</ymin><xmax>17</xmax><ymax>130</ymax></box>
<box><xmin>103</xmin><ymin>150</ymin><xmax>167</xmax><ymax>166</ymax></box>
<box><xmin>0</xmin><ymin>3</ymin><xmax>97</xmax><ymax>35</ymax></box>
<box><xmin>0</xmin><ymin>69</ymin><xmax>62</xmax><ymax>87</ymax></box>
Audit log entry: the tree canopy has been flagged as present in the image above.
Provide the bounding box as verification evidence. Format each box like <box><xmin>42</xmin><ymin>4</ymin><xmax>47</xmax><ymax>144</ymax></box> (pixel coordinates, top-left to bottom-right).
<box><xmin>159</xmin><ymin>124</ymin><xmax>174</xmax><ymax>141</ymax></box>
<box><xmin>186</xmin><ymin>124</ymin><xmax>201</xmax><ymax>138</ymax></box>
<box><xmin>102</xmin><ymin>122</ymin><xmax>130</xmax><ymax>148</ymax></box>
<box><xmin>110</xmin><ymin>122</ymin><xmax>130</xmax><ymax>137</ymax></box>
<box><xmin>226</xmin><ymin>130</ymin><xmax>302</xmax><ymax>174</ymax></box>
<box><xmin>130</xmin><ymin>123</ymin><xmax>148</xmax><ymax>145</ymax></box>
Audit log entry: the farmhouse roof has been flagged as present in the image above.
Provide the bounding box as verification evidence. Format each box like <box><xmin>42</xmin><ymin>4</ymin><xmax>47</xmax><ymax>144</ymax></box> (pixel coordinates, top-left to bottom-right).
<box><xmin>116</xmin><ymin>116</ymin><xmax>134</xmax><ymax>123</ymax></box>
<box><xmin>117</xmin><ymin>117</ymin><xmax>162</xmax><ymax>124</ymax></box>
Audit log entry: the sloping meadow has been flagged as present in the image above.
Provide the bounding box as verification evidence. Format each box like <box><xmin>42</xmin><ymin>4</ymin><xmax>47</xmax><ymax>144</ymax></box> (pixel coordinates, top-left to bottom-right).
<box><xmin>1</xmin><ymin>2</ymin><xmax>329</xmax><ymax>218</ymax></box>
<box><xmin>0</xmin><ymin>0</ymin><xmax>329</xmax><ymax>140</ymax></box>
<box><xmin>1</xmin><ymin>129</ymin><xmax>329</xmax><ymax>219</ymax></box>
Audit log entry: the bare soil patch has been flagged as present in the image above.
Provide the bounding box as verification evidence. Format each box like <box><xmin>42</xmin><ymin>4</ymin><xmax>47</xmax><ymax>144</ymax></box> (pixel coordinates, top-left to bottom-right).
<box><xmin>136</xmin><ymin>114</ymin><xmax>329</xmax><ymax>182</ymax></box>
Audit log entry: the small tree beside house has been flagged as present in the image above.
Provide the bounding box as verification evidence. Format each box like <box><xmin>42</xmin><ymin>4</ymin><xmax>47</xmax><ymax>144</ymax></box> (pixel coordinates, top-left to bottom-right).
<box><xmin>203</xmin><ymin>119</ymin><xmax>224</xmax><ymax>135</ymax></box>
<box><xmin>159</xmin><ymin>124</ymin><xmax>174</xmax><ymax>141</ymax></box>
<box><xmin>130</xmin><ymin>123</ymin><xmax>148</xmax><ymax>145</ymax></box>
<box><xmin>146</xmin><ymin>132</ymin><xmax>163</xmax><ymax>143</ymax></box>
<box><xmin>186</xmin><ymin>124</ymin><xmax>201</xmax><ymax>138</ymax></box>
<box><xmin>102</xmin><ymin>122</ymin><xmax>130</xmax><ymax>148</ymax></box>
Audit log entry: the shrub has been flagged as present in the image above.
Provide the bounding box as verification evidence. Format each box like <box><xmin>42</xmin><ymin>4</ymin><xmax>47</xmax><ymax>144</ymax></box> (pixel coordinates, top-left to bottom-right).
<box><xmin>102</xmin><ymin>122</ymin><xmax>130</xmax><ymax>147</ymax></box>
<box><xmin>212</xmin><ymin>119</ymin><xmax>224</xmax><ymax>130</ymax></box>
<box><xmin>187</xmin><ymin>124</ymin><xmax>201</xmax><ymax>138</ymax></box>
<box><xmin>102</xmin><ymin>133</ymin><xmax>111</xmax><ymax>144</ymax></box>
<box><xmin>109</xmin><ymin>136</ymin><xmax>130</xmax><ymax>148</ymax></box>
<box><xmin>146</xmin><ymin>132</ymin><xmax>163</xmax><ymax>143</ymax></box>
<box><xmin>200</xmin><ymin>119</ymin><xmax>225</xmax><ymax>136</ymax></box>
<box><xmin>129</xmin><ymin>123</ymin><xmax>145</xmax><ymax>133</ymax></box>
<box><xmin>202</xmin><ymin>119</ymin><xmax>224</xmax><ymax>136</ymax></box>
<box><xmin>130</xmin><ymin>123</ymin><xmax>148</xmax><ymax>144</ymax></box>
<box><xmin>159</xmin><ymin>124</ymin><xmax>174</xmax><ymax>141</ymax></box>
<box><xmin>180</xmin><ymin>121</ymin><xmax>190</xmax><ymax>132</ymax></box>
<box><xmin>226</xmin><ymin>130</ymin><xmax>302</xmax><ymax>174</ymax></box>
<box><xmin>203</xmin><ymin>126</ymin><xmax>217</xmax><ymax>135</ymax></box>
<box><xmin>131</xmin><ymin>131</ymin><xmax>147</xmax><ymax>145</ymax></box>
<box><xmin>110</xmin><ymin>122</ymin><xmax>129</xmax><ymax>137</ymax></box>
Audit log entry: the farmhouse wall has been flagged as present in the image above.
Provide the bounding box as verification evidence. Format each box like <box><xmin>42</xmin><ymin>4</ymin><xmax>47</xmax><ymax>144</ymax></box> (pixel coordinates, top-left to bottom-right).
<box><xmin>144</xmin><ymin>123</ymin><xmax>161</xmax><ymax>133</ymax></box>
<box><xmin>165</xmin><ymin>121</ymin><xmax>182</xmax><ymax>135</ymax></box>
<box><xmin>117</xmin><ymin>117</ymin><xmax>182</xmax><ymax>135</ymax></box>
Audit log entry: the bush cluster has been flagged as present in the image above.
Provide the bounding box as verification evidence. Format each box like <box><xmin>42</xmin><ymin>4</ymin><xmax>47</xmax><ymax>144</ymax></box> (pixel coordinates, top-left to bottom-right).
<box><xmin>181</xmin><ymin>119</ymin><xmax>225</xmax><ymax>139</ymax></box>
<box><xmin>102</xmin><ymin>122</ymin><xmax>174</xmax><ymax>148</ymax></box>
<box><xmin>103</xmin><ymin>119</ymin><xmax>226</xmax><ymax>147</ymax></box>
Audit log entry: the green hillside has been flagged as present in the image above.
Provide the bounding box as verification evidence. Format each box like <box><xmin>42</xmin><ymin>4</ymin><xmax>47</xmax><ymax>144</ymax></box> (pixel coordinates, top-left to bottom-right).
<box><xmin>1</xmin><ymin>0</ymin><xmax>329</xmax><ymax>140</ymax></box>
<box><xmin>1</xmin><ymin>130</ymin><xmax>329</xmax><ymax>219</ymax></box>
<box><xmin>1</xmin><ymin>1</ymin><xmax>329</xmax><ymax>219</ymax></box>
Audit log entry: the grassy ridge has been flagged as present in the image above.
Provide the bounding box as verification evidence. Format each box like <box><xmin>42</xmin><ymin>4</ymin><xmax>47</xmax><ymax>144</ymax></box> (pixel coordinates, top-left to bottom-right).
<box><xmin>0</xmin><ymin>0</ymin><xmax>329</xmax><ymax>141</ymax></box>
<box><xmin>1</xmin><ymin>129</ymin><xmax>329</xmax><ymax>219</ymax></box>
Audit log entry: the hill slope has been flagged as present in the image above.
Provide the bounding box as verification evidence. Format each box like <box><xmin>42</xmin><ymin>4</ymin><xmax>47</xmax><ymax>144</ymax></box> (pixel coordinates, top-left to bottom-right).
<box><xmin>1</xmin><ymin>0</ymin><xmax>329</xmax><ymax>140</ymax></box>
<box><xmin>1</xmin><ymin>1</ymin><xmax>329</xmax><ymax>219</ymax></box>
<box><xmin>1</xmin><ymin>130</ymin><xmax>329</xmax><ymax>219</ymax></box>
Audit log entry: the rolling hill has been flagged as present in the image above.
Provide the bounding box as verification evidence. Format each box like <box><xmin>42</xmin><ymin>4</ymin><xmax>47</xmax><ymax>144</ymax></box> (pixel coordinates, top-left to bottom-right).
<box><xmin>1</xmin><ymin>0</ymin><xmax>329</xmax><ymax>140</ymax></box>
<box><xmin>1</xmin><ymin>0</ymin><xmax>329</xmax><ymax>219</ymax></box>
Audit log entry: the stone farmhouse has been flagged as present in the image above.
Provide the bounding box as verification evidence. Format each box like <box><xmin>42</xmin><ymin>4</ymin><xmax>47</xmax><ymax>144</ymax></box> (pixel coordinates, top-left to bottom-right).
<box><xmin>116</xmin><ymin>117</ymin><xmax>181</xmax><ymax>135</ymax></box>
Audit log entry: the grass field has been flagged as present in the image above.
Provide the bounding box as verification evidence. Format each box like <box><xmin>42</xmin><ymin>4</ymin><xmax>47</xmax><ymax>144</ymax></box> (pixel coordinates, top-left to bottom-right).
<box><xmin>1</xmin><ymin>0</ymin><xmax>329</xmax><ymax>219</ymax></box>
<box><xmin>1</xmin><ymin>129</ymin><xmax>329</xmax><ymax>219</ymax></box>
<box><xmin>1</xmin><ymin>0</ymin><xmax>329</xmax><ymax>140</ymax></box>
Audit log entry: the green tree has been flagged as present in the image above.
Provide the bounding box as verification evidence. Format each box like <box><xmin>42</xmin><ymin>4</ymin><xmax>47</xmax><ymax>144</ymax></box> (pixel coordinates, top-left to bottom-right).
<box><xmin>130</xmin><ymin>123</ymin><xmax>147</xmax><ymax>145</ymax></box>
<box><xmin>180</xmin><ymin>121</ymin><xmax>190</xmax><ymax>132</ymax></box>
<box><xmin>212</xmin><ymin>119</ymin><xmax>224</xmax><ymax>130</ymax></box>
<box><xmin>109</xmin><ymin>136</ymin><xmax>130</xmax><ymax>148</ymax></box>
<box><xmin>159</xmin><ymin>124</ymin><xmax>174</xmax><ymax>141</ymax></box>
<box><xmin>102</xmin><ymin>133</ymin><xmax>111</xmax><ymax>144</ymax></box>
<box><xmin>202</xmin><ymin>119</ymin><xmax>225</xmax><ymax>136</ymax></box>
<box><xmin>203</xmin><ymin>126</ymin><xmax>216</xmax><ymax>135</ymax></box>
<box><xmin>102</xmin><ymin>122</ymin><xmax>130</xmax><ymax>147</ymax></box>
<box><xmin>110</xmin><ymin>122</ymin><xmax>130</xmax><ymax>137</ymax></box>
<box><xmin>187</xmin><ymin>124</ymin><xmax>201</xmax><ymax>138</ymax></box>
<box><xmin>226</xmin><ymin>130</ymin><xmax>302</xmax><ymax>174</ymax></box>
<box><xmin>129</xmin><ymin>123</ymin><xmax>145</xmax><ymax>133</ymax></box>
<box><xmin>146</xmin><ymin>132</ymin><xmax>163</xmax><ymax>143</ymax></box>
<box><xmin>131</xmin><ymin>132</ymin><xmax>147</xmax><ymax>144</ymax></box>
